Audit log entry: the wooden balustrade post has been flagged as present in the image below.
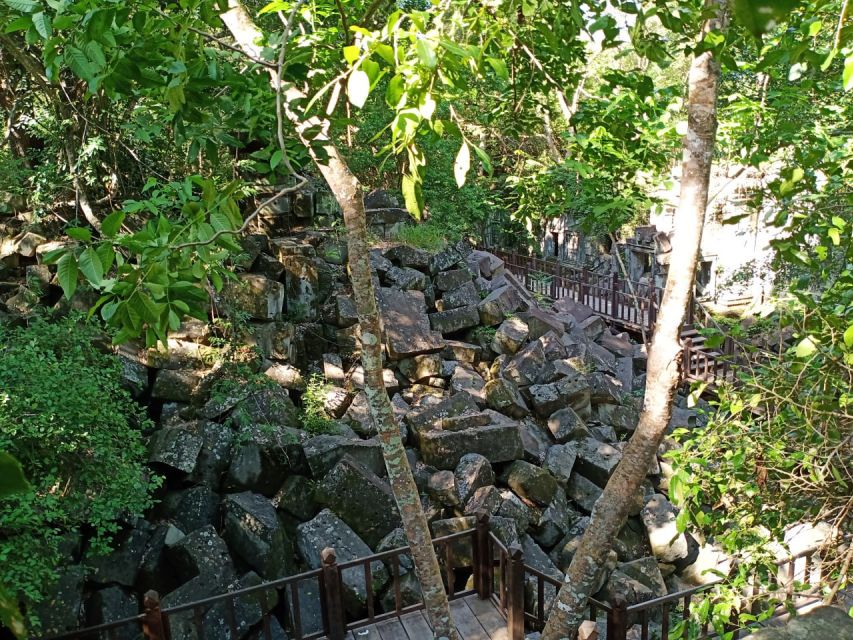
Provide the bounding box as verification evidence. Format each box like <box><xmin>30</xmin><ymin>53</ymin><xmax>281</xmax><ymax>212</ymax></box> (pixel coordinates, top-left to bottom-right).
<box><xmin>321</xmin><ymin>547</ymin><xmax>347</xmax><ymax>640</ymax></box>
<box><xmin>142</xmin><ymin>590</ymin><xmax>167</xmax><ymax>640</ymax></box>
<box><xmin>682</xmin><ymin>338</ymin><xmax>693</xmax><ymax>383</ymax></box>
<box><xmin>647</xmin><ymin>285</ymin><xmax>657</xmax><ymax>330</ymax></box>
<box><xmin>474</xmin><ymin>512</ymin><xmax>492</xmax><ymax>599</ymax></box>
<box><xmin>507</xmin><ymin>544</ymin><xmax>525</xmax><ymax>640</ymax></box>
<box><xmin>606</xmin><ymin>596</ymin><xmax>629</xmax><ymax>640</ymax></box>
<box><xmin>611</xmin><ymin>271</ymin><xmax>619</xmax><ymax>318</ymax></box>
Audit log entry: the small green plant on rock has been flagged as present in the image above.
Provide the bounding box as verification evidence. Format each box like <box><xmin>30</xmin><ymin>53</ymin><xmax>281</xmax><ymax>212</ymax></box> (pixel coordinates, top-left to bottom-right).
<box><xmin>300</xmin><ymin>374</ymin><xmax>339</xmax><ymax>435</ymax></box>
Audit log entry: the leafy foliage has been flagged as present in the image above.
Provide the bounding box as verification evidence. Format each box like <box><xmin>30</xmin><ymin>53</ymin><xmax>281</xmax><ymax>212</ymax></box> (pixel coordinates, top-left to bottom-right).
<box><xmin>0</xmin><ymin>316</ymin><xmax>159</xmax><ymax>624</ymax></box>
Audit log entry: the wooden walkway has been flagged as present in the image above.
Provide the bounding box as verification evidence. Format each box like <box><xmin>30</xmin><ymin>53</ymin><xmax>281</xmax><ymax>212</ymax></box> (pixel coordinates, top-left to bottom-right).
<box><xmin>346</xmin><ymin>596</ymin><xmax>507</xmax><ymax>640</ymax></box>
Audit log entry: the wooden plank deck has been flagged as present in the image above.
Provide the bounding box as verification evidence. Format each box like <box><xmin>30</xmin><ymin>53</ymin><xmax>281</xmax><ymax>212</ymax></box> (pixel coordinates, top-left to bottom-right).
<box><xmin>343</xmin><ymin>595</ymin><xmax>507</xmax><ymax>640</ymax></box>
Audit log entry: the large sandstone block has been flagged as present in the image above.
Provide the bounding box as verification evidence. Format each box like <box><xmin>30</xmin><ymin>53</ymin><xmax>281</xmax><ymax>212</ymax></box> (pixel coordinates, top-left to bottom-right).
<box><xmin>378</xmin><ymin>288</ymin><xmax>444</xmax><ymax>359</ymax></box>
<box><xmin>419</xmin><ymin>423</ymin><xmax>523</xmax><ymax>469</ymax></box>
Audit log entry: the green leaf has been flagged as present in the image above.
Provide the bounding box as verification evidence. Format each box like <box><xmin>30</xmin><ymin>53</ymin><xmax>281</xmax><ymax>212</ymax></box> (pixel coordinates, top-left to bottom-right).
<box><xmin>0</xmin><ymin>451</ymin><xmax>29</xmax><ymax>498</ymax></box>
<box><xmin>732</xmin><ymin>0</ymin><xmax>799</xmax><ymax>37</ymax></box>
<box><xmin>3</xmin><ymin>15</ymin><xmax>31</xmax><ymax>32</ymax></box>
<box><xmin>3</xmin><ymin>0</ymin><xmax>39</xmax><ymax>13</ymax></box>
<box><xmin>270</xmin><ymin>149</ymin><xmax>282</xmax><ymax>170</ymax></box>
<box><xmin>343</xmin><ymin>45</ymin><xmax>359</xmax><ymax>65</ymax></box>
<box><xmin>31</xmin><ymin>10</ymin><xmax>51</xmax><ymax>38</ymax></box>
<box><xmin>78</xmin><ymin>246</ymin><xmax>104</xmax><ymax>285</ymax></box>
<box><xmin>66</xmin><ymin>226</ymin><xmax>92</xmax><ymax>242</ymax></box>
<box><xmin>401</xmin><ymin>173</ymin><xmax>423</xmax><ymax>219</ymax></box>
<box><xmin>57</xmin><ymin>252</ymin><xmax>78</xmax><ymax>299</ymax></box>
<box><xmin>85</xmin><ymin>40</ymin><xmax>106</xmax><ymax>70</ymax></box>
<box><xmin>347</xmin><ymin>69</ymin><xmax>370</xmax><ymax>108</ymax></box>
<box><xmin>415</xmin><ymin>39</ymin><xmax>437</xmax><ymax>68</ymax></box>
<box><xmin>100</xmin><ymin>210</ymin><xmax>125</xmax><ymax>237</ymax></box>
<box><xmin>486</xmin><ymin>57</ymin><xmax>508</xmax><ymax>81</ymax></box>
<box><xmin>795</xmin><ymin>336</ymin><xmax>817</xmax><ymax>358</ymax></box>
<box><xmin>844</xmin><ymin>56</ymin><xmax>853</xmax><ymax>91</ymax></box>
<box><xmin>828</xmin><ymin>227</ymin><xmax>840</xmax><ymax>246</ymax></box>
<box><xmin>454</xmin><ymin>140</ymin><xmax>471</xmax><ymax>188</ymax></box>
<box><xmin>843</xmin><ymin>325</ymin><xmax>853</xmax><ymax>348</ymax></box>
<box><xmin>65</xmin><ymin>45</ymin><xmax>95</xmax><ymax>80</ymax></box>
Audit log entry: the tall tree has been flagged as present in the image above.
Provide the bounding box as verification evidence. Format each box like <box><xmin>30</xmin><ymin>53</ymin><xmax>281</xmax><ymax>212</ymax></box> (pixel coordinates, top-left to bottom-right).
<box><xmin>219</xmin><ymin>3</ymin><xmax>458</xmax><ymax>637</ymax></box>
<box><xmin>540</xmin><ymin>2</ymin><xmax>726</xmax><ymax>638</ymax></box>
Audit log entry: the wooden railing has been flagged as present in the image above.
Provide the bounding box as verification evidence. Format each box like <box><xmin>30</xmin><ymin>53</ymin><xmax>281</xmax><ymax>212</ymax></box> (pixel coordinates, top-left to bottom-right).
<box><xmin>488</xmin><ymin>248</ymin><xmax>744</xmax><ymax>386</ymax></box>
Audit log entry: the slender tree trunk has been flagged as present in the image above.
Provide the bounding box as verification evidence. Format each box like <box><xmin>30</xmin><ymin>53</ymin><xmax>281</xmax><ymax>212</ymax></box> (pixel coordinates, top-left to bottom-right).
<box><xmin>220</xmin><ymin>4</ymin><xmax>458</xmax><ymax>638</ymax></box>
<box><xmin>541</xmin><ymin>4</ymin><xmax>725</xmax><ymax>638</ymax></box>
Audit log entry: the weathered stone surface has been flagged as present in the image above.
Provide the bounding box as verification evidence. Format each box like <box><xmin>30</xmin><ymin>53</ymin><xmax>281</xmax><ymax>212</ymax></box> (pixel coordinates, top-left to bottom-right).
<box><xmin>567</xmin><ymin>472</ymin><xmax>603</xmax><ymax>513</ymax></box>
<box><xmin>454</xmin><ymin>453</ymin><xmax>495</xmax><ymax>505</ymax></box>
<box><xmin>519</xmin><ymin>309</ymin><xmax>566</xmax><ymax>341</ymax></box>
<box><xmin>151</xmin><ymin>368</ymin><xmax>204</xmax><ymax>402</ymax></box>
<box><xmin>533</xmin><ymin>488</ymin><xmax>576</xmax><ymax>549</ymax></box>
<box><xmin>149</xmin><ymin>426</ymin><xmax>203</xmax><ymax>474</ymax></box>
<box><xmin>597</xmin><ymin>403</ymin><xmax>639</xmax><ymax>435</ymax></box>
<box><xmin>478</xmin><ymin>286</ymin><xmax>522</xmax><ymax>326</ymax></box>
<box><xmin>385</xmin><ymin>265</ymin><xmax>429</xmax><ymax>291</ymax></box>
<box><xmin>427</xmin><ymin>470</ymin><xmax>461</xmax><ymax>507</ymax></box>
<box><xmin>553</xmin><ymin>298</ymin><xmax>594</xmax><ymax>322</ymax></box>
<box><xmin>429</xmin><ymin>305</ymin><xmax>481</xmax><ymax>334</ymax></box>
<box><xmin>519</xmin><ymin>418</ymin><xmax>552</xmax><ymax>465</ymax></box>
<box><xmin>450</xmin><ymin>364</ymin><xmax>487</xmax><ymax>401</ymax></box>
<box><xmin>223</xmin><ymin>274</ymin><xmax>285</xmax><ymax>320</ymax></box>
<box><xmin>272</xmin><ymin>475</ymin><xmax>318</xmax><ymax>521</ymax></box>
<box><xmin>578</xmin><ymin>315</ymin><xmax>607</xmax><ymax>341</ymax></box>
<box><xmin>303</xmin><ymin>435</ymin><xmax>384</xmax><ymax>477</ymax></box>
<box><xmin>419</xmin><ymin>423</ymin><xmax>524</xmax><ymax>470</ymax></box>
<box><xmin>384</xmin><ymin>245</ymin><xmax>431</xmax><ymax>270</ymax></box>
<box><xmin>31</xmin><ymin>565</ymin><xmax>85</xmax><ymax>636</ymax></box>
<box><xmin>435</xmin><ymin>268</ymin><xmax>472</xmax><ymax>291</ymax></box>
<box><xmin>88</xmin><ymin>586</ymin><xmax>138</xmax><ymax>640</ymax></box>
<box><xmin>443</xmin><ymin>340</ymin><xmax>481</xmax><ymax>364</ymax></box>
<box><xmin>168</xmin><ymin>525</ymin><xmax>235</xmax><ymax>584</ymax></box>
<box><xmin>407</xmin><ymin>392</ymin><xmax>479</xmax><ymax>437</ymax></box>
<box><xmin>521</xmin><ymin>534</ymin><xmax>562</xmax><ymax>617</ymax></box>
<box><xmin>497</xmin><ymin>489</ymin><xmax>533</xmax><ymax>533</ymax></box>
<box><xmin>399</xmin><ymin>353</ymin><xmax>442</xmax><ymax>383</ymax></box>
<box><xmin>438</xmin><ymin>281</ymin><xmax>480</xmax><ymax>311</ymax></box>
<box><xmin>544</xmin><ymin>443</ymin><xmax>578</xmax><ymax>485</ymax></box>
<box><xmin>547</xmin><ymin>407</ymin><xmax>588</xmax><ymax>443</ymax></box>
<box><xmin>589</xmin><ymin>373</ymin><xmax>626</xmax><ymax>404</ymax></box>
<box><xmin>377</xmin><ymin>528</ymin><xmax>414</xmax><ymax>574</ymax></box>
<box><xmin>378</xmin><ymin>288</ymin><xmax>444</xmax><ymax>359</ymax></box>
<box><xmin>222</xmin><ymin>492</ymin><xmax>292</xmax><ymax>578</ymax></box>
<box><xmin>492</xmin><ymin>317</ymin><xmax>529</xmax><ymax>355</ymax></box>
<box><xmin>503</xmin><ymin>340</ymin><xmax>546</xmax><ymax>387</ymax></box>
<box><xmin>263</xmin><ymin>362</ymin><xmax>306</xmax><ymax>390</ymax></box>
<box><xmin>297</xmin><ymin>510</ymin><xmax>389</xmax><ymax>617</ymax></box>
<box><xmin>380</xmin><ymin>572</ymin><xmax>423</xmax><ymax>612</ymax></box>
<box><xmin>160</xmin><ymin>485</ymin><xmax>219</xmax><ymax>534</ymax></box>
<box><xmin>575</xmin><ymin>437</ymin><xmax>623</xmax><ymax>487</ymax></box>
<box><xmin>316</xmin><ymin>456</ymin><xmax>402</xmax><ymax>547</ymax></box>
<box><xmin>741</xmin><ymin>606</ymin><xmax>853</xmax><ymax>639</ymax></box>
<box><xmin>431</xmin><ymin>516</ymin><xmax>476</xmax><ymax>566</ymax></box>
<box><xmin>641</xmin><ymin>494</ymin><xmax>691</xmax><ymax>564</ymax></box>
<box><xmin>484</xmin><ymin>378</ymin><xmax>529</xmax><ymax>418</ymax></box>
<box><xmin>503</xmin><ymin>460</ymin><xmax>559</xmax><ymax>506</ymax></box>
<box><xmin>465</xmin><ymin>485</ymin><xmax>502</xmax><ymax>515</ymax></box>
<box><xmin>202</xmin><ymin>572</ymin><xmax>279</xmax><ymax>640</ymax></box>
<box><xmin>87</xmin><ymin>523</ymin><xmax>151</xmax><ymax>586</ymax></box>
<box><xmin>226</xmin><ymin>424</ymin><xmax>307</xmax><ymax>494</ymax></box>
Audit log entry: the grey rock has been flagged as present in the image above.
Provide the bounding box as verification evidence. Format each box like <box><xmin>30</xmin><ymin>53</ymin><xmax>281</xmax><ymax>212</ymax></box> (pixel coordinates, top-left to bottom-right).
<box><xmin>427</xmin><ymin>470</ymin><xmax>461</xmax><ymax>507</ymax></box>
<box><xmin>431</xmin><ymin>516</ymin><xmax>476</xmax><ymax>566</ymax></box>
<box><xmin>544</xmin><ymin>444</ymin><xmax>578</xmax><ymax>485</ymax></box>
<box><xmin>429</xmin><ymin>305</ymin><xmax>481</xmax><ymax>334</ymax></box>
<box><xmin>378</xmin><ymin>288</ymin><xmax>444</xmax><ymax>359</ymax></box>
<box><xmin>303</xmin><ymin>434</ymin><xmax>384</xmax><ymax>477</ymax></box>
<box><xmin>518</xmin><ymin>418</ymin><xmax>552</xmax><ymax>466</ymax></box>
<box><xmin>384</xmin><ymin>245</ymin><xmax>431</xmax><ymax>270</ymax></box>
<box><xmin>443</xmin><ymin>340</ymin><xmax>482</xmax><ymax>364</ymax></box>
<box><xmin>567</xmin><ymin>472</ymin><xmax>603</xmax><ymax>513</ymax></box>
<box><xmin>168</xmin><ymin>525</ymin><xmax>235</xmax><ymax>584</ymax></box>
<box><xmin>454</xmin><ymin>453</ymin><xmax>495</xmax><ymax>505</ymax></box>
<box><xmin>503</xmin><ymin>460</ymin><xmax>559</xmax><ymax>506</ymax></box>
<box><xmin>149</xmin><ymin>426</ymin><xmax>203</xmax><ymax>475</ymax></box>
<box><xmin>741</xmin><ymin>606</ymin><xmax>853</xmax><ymax>639</ymax></box>
<box><xmin>491</xmin><ymin>317</ymin><xmax>529</xmax><ymax>355</ymax></box>
<box><xmin>497</xmin><ymin>489</ymin><xmax>533</xmax><ymax>533</ymax></box>
<box><xmin>478</xmin><ymin>286</ymin><xmax>522</xmax><ymax>326</ymax></box>
<box><xmin>222</xmin><ymin>273</ymin><xmax>285</xmax><ymax>320</ymax></box>
<box><xmin>438</xmin><ymin>281</ymin><xmax>480</xmax><ymax>311</ymax></box>
<box><xmin>435</xmin><ymin>268</ymin><xmax>473</xmax><ymax>291</ymax></box>
<box><xmin>201</xmin><ymin>572</ymin><xmax>279</xmax><ymax>640</ymax></box>
<box><xmin>532</xmin><ymin>488</ymin><xmax>576</xmax><ymax>549</ymax></box>
<box><xmin>151</xmin><ymin>368</ymin><xmax>204</xmax><ymax>402</ymax></box>
<box><xmin>399</xmin><ymin>353</ymin><xmax>442</xmax><ymax>383</ymax></box>
<box><xmin>641</xmin><ymin>494</ymin><xmax>691</xmax><ymax>564</ymax></box>
<box><xmin>575</xmin><ymin>436</ymin><xmax>623</xmax><ymax>487</ymax></box>
<box><xmin>419</xmin><ymin>422</ymin><xmax>524</xmax><ymax>470</ymax></box>
<box><xmin>191</xmin><ymin>421</ymin><xmax>235</xmax><ymax>488</ymax></box>
<box><xmin>87</xmin><ymin>523</ymin><xmax>152</xmax><ymax>586</ymax></box>
<box><xmin>385</xmin><ymin>265</ymin><xmax>429</xmax><ymax>290</ymax></box>
<box><xmin>465</xmin><ymin>485</ymin><xmax>503</xmax><ymax>516</ymax></box>
<box><xmin>547</xmin><ymin>407</ymin><xmax>588</xmax><ymax>443</ymax></box>
<box><xmin>222</xmin><ymin>492</ymin><xmax>292</xmax><ymax>578</ymax></box>
<box><xmin>377</xmin><ymin>528</ymin><xmax>413</xmax><ymax>574</ymax></box>
<box><xmin>31</xmin><ymin>565</ymin><xmax>85</xmax><ymax>636</ymax></box>
<box><xmin>316</xmin><ymin>456</ymin><xmax>402</xmax><ymax>548</ymax></box>
<box><xmin>161</xmin><ymin>485</ymin><xmax>220</xmax><ymax>534</ymax></box>
<box><xmin>88</xmin><ymin>587</ymin><xmax>138</xmax><ymax>640</ymax></box>
<box><xmin>503</xmin><ymin>340</ymin><xmax>546</xmax><ymax>387</ymax></box>
<box><xmin>297</xmin><ymin>510</ymin><xmax>389</xmax><ymax>618</ymax></box>
<box><xmin>380</xmin><ymin>571</ymin><xmax>423</xmax><ymax>611</ymax></box>
<box><xmin>484</xmin><ymin>378</ymin><xmax>529</xmax><ymax>418</ymax></box>
<box><xmin>272</xmin><ymin>475</ymin><xmax>317</xmax><ymax>521</ymax></box>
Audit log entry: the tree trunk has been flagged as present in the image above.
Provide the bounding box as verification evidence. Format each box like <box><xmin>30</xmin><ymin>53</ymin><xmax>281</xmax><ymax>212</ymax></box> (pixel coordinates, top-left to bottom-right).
<box><xmin>220</xmin><ymin>4</ymin><xmax>458</xmax><ymax>638</ymax></box>
<box><xmin>540</xmin><ymin>4</ymin><xmax>725</xmax><ymax>638</ymax></box>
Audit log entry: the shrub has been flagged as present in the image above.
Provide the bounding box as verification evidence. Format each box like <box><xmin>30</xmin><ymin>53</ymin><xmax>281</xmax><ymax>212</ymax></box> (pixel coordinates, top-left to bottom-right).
<box><xmin>392</xmin><ymin>221</ymin><xmax>451</xmax><ymax>252</ymax></box>
<box><xmin>0</xmin><ymin>316</ymin><xmax>159</xmax><ymax>620</ymax></box>
<box><xmin>300</xmin><ymin>373</ymin><xmax>340</xmax><ymax>435</ymax></box>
